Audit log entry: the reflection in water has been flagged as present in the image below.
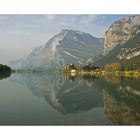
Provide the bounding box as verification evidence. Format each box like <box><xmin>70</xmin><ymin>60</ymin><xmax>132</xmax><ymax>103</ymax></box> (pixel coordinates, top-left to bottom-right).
<box><xmin>102</xmin><ymin>76</ymin><xmax>140</xmax><ymax>125</ymax></box>
<box><xmin>0</xmin><ymin>72</ymin><xmax>11</xmax><ymax>80</ymax></box>
<box><xmin>15</xmin><ymin>73</ymin><xmax>103</xmax><ymax>114</ymax></box>
<box><xmin>104</xmin><ymin>75</ymin><xmax>121</xmax><ymax>84</ymax></box>
<box><xmin>10</xmin><ymin>72</ymin><xmax>140</xmax><ymax>125</ymax></box>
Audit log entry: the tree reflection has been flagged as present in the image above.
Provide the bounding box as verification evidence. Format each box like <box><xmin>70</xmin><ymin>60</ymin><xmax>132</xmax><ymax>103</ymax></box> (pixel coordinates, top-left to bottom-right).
<box><xmin>0</xmin><ymin>72</ymin><xmax>11</xmax><ymax>80</ymax></box>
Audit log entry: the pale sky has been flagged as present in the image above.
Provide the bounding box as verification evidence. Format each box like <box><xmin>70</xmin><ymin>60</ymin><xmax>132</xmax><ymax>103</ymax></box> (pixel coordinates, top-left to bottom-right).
<box><xmin>0</xmin><ymin>15</ymin><xmax>130</xmax><ymax>64</ymax></box>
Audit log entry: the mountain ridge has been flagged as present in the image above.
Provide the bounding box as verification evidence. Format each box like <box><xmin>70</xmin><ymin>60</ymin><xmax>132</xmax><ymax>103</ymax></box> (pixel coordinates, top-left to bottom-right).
<box><xmin>94</xmin><ymin>15</ymin><xmax>140</xmax><ymax>68</ymax></box>
<box><xmin>10</xmin><ymin>29</ymin><xmax>103</xmax><ymax>70</ymax></box>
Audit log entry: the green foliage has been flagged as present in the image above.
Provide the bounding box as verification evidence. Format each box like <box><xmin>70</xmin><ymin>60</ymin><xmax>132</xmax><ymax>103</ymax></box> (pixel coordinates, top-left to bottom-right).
<box><xmin>82</xmin><ymin>63</ymin><xmax>100</xmax><ymax>71</ymax></box>
<box><xmin>121</xmin><ymin>64</ymin><xmax>140</xmax><ymax>71</ymax></box>
<box><xmin>0</xmin><ymin>64</ymin><xmax>11</xmax><ymax>72</ymax></box>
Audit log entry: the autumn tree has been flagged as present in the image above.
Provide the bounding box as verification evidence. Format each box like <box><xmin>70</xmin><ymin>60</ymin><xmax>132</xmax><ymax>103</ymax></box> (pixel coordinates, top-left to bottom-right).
<box><xmin>104</xmin><ymin>63</ymin><xmax>121</xmax><ymax>72</ymax></box>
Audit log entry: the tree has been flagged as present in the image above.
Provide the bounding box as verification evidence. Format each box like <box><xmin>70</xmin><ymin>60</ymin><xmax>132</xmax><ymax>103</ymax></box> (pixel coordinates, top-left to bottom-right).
<box><xmin>0</xmin><ymin>64</ymin><xmax>11</xmax><ymax>72</ymax></box>
<box><xmin>104</xmin><ymin>63</ymin><xmax>121</xmax><ymax>72</ymax></box>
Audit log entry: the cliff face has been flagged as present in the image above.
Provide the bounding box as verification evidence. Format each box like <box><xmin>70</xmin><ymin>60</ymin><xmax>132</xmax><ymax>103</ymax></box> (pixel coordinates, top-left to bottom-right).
<box><xmin>94</xmin><ymin>15</ymin><xmax>140</xmax><ymax>67</ymax></box>
<box><xmin>103</xmin><ymin>16</ymin><xmax>140</xmax><ymax>55</ymax></box>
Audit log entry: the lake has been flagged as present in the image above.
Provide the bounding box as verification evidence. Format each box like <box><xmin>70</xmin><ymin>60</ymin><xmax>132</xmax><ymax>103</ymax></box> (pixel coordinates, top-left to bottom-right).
<box><xmin>0</xmin><ymin>72</ymin><xmax>140</xmax><ymax>125</ymax></box>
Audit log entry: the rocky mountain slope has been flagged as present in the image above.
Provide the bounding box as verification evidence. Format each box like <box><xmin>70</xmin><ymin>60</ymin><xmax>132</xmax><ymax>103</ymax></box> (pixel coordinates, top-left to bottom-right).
<box><xmin>95</xmin><ymin>15</ymin><xmax>140</xmax><ymax>68</ymax></box>
<box><xmin>10</xmin><ymin>29</ymin><xmax>103</xmax><ymax>70</ymax></box>
<box><xmin>103</xmin><ymin>15</ymin><xmax>140</xmax><ymax>55</ymax></box>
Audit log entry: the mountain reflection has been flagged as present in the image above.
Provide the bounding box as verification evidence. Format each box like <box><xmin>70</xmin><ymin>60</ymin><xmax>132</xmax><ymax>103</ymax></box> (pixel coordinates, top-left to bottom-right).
<box><xmin>13</xmin><ymin>72</ymin><xmax>103</xmax><ymax>114</ymax></box>
<box><xmin>102</xmin><ymin>76</ymin><xmax>140</xmax><ymax>125</ymax></box>
<box><xmin>10</xmin><ymin>72</ymin><xmax>140</xmax><ymax>125</ymax></box>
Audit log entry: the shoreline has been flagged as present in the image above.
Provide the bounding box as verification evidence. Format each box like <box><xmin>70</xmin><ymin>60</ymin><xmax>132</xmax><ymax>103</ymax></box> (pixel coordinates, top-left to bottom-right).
<box><xmin>61</xmin><ymin>70</ymin><xmax>140</xmax><ymax>78</ymax></box>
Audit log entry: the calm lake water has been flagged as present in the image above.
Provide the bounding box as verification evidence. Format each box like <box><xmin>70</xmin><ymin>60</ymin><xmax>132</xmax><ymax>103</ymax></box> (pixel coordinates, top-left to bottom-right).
<box><xmin>0</xmin><ymin>72</ymin><xmax>140</xmax><ymax>125</ymax></box>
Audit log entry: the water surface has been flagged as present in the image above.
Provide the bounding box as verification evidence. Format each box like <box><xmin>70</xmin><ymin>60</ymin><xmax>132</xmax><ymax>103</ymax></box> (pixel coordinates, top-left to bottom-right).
<box><xmin>0</xmin><ymin>72</ymin><xmax>140</xmax><ymax>125</ymax></box>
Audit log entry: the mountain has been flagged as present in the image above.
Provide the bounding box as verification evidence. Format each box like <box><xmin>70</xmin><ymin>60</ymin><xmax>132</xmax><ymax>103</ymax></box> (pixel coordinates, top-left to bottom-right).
<box><xmin>10</xmin><ymin>29</ymin><xmax>103</xmax><ymax>70</ymax></box>
<box><xmin>103</xmin><ymin>15</ymin><xmax>140</xmax><ymax>55</ymax></box>
<box><xmin>95</xmin><ymin>15</ymin><xmax>140</xmax><ymax>68</ymax></box>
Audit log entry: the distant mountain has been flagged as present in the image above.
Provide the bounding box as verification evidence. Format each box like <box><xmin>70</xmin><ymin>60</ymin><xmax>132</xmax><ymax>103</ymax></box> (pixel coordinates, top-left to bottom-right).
<box><xmin>10</xmin><ymin>29</ymin><xmax>103</xmax><ymax>70</ymax></box>
<box><xmin>95</xmin><ymin>15</ymin><xmax>140</xmax><ymax>68</ymax></box>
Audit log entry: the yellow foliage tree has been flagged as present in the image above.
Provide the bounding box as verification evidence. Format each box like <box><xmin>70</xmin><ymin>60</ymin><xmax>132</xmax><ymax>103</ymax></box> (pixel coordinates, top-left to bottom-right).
<box><xmin>104</xmin><ymin>63</ymin><xmax>121</xmax><ymax>72</ymax></box>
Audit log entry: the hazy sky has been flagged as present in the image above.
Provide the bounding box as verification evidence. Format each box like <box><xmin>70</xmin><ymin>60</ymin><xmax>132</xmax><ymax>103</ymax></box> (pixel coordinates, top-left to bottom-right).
<box><xmin>0</xmin><ymin>15</ymin><xmax>130</xmax><ymax>64</ymax></box>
